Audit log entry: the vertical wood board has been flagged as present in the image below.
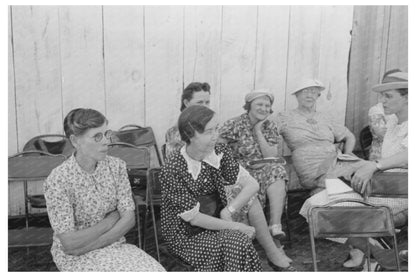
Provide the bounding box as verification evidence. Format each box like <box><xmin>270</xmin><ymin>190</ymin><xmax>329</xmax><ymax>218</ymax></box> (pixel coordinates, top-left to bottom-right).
<box><xmin>144</xmin><ymin>6</ymin><xmax>184</xmax><ymax>149</ymax></box>
<box><xmin>183</xmin><ymin>6</ymin><xmax>222</xmax><ymax>116</ymax></box>
<box><xmin>8</xmin><ymin>7</ymin><xmax>18</xmax><ymax>155</ymax></box>
<box><xmin>59</xmin><ymin>6</ymin><xmax>105</xmax><ymax>115</ymax></box>
<box><xmin>12</xmin><ymin>6</ymin><xmax>63</xmax><ymax>149</ymax></box>
<box><xmin>219</xmin><ymin>6</ymin><xmax>258</xmax><ymax>123</ymax></box>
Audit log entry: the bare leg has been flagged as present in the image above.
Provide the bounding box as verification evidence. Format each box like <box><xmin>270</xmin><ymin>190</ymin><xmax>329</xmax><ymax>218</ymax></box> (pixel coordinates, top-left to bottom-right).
<box><xmin>248</xmin><ymin>198</ymin><xmax>291</xmax><ymax>267</ymax></box>
<box><xmin>267</xmin><ymin>179</ymin><xmax>286</xmax><ymax>226</ymax></box>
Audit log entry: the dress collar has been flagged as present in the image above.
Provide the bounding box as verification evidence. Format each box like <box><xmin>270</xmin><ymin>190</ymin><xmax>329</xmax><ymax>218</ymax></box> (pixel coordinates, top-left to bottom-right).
<box><xmin>180</xmin><ymin>146</ymin><xmax>223</xmax><ymax>180</ymax></box>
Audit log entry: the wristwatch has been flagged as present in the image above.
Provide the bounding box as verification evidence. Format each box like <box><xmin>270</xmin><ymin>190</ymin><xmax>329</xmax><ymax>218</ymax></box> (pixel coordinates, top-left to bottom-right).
<box><xmin>227</xmin><ymin>205</ymin><xmax>236</xmax><ymax>215</ymax></box>
<box><xmin>374</xmin><ymin>160</ymin><xmax>382</xmax><ymax>171</ymax></box>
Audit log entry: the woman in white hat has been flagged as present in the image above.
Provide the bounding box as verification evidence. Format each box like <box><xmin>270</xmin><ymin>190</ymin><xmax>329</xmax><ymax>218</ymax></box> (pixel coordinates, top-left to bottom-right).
<box><xmin>276</xmin><ymin>78</ymin><xmax>357</xmax><ymax>193</ymax></box>
<box><xmin>218</xmin><ymin>89</ymin><xmax>289</xmax><ymax>242</ymax></box>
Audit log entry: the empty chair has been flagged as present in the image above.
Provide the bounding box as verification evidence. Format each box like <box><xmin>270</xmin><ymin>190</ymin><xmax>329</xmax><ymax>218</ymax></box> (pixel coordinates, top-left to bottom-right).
<box><xmin>308</xmin><ymin>198</ymin><xmax>401</xmax><ymax>271</ymax></box>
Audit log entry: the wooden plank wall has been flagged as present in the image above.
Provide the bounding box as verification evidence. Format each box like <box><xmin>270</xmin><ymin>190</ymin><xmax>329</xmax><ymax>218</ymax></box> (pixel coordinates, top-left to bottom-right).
<box><xmin>8</xmin><ymin>5</ymin><xmax>356</xmax><ymax>216</ymax></box>
<box><xmin>346</xmin><ymin>6</ymin><xmax>408</xmax><ymax>141</ymax></box>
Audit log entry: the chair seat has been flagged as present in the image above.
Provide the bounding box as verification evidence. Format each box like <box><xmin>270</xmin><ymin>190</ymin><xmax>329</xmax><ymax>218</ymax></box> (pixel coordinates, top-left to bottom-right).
<box><xmin>9</xmin><ymin>227</ymin><xmax>53</xmax><ymax>247</ymax></box>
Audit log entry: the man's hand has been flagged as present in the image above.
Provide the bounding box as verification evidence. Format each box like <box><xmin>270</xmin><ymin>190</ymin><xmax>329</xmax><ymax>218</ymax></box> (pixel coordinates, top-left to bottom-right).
<box><xmin>351</xmin><ymin>161</ymin><xmax>378</xmax><ymax>194</ymax></box>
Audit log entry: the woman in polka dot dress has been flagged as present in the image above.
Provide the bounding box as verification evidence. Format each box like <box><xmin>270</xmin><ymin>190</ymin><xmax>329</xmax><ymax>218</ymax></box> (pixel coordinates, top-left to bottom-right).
<box><xmin>160</xmin><ymin>105</ymin><xmax>262</xmax><ymax>271</ymax></box>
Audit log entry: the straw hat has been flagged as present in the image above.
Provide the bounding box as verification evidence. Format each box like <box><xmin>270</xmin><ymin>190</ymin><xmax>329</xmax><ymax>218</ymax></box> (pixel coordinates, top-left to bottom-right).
<box><xmin>245</xmin><ymin>89</ymin><xmax>274</xmax><ymax>104</ymax></box>
<box><xmin>289</xmin><ymin>78</ymin><xmax>325</xmax><ymax>95</ymax></box>
<box><xmin>372</xmin><ymin>71</ymin><xmax>408</xmax><ymax>92</ymax></box>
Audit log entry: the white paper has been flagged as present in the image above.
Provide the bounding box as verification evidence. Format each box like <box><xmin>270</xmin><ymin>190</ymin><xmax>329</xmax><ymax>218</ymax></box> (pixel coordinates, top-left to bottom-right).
<box><xmin>325</xmin><ymin>178</ymin><xmax>353</xmax><ymax>195</ymax></box>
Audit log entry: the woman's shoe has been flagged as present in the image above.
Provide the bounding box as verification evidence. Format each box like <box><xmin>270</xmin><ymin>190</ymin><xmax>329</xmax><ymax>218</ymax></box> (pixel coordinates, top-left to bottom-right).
<box><xmin>343</xmin><ymin>248</ymin><xmax>365</xmax><ymax>268</ymax></box>
<box><xmin>269</xmin><ymin>224</ymin><xmax>286</xmax><ymax>239</ymax></box>
<box><xmin>267</xmin><ymin>259</ymin><xmax>297</xmax><ymax>271</ymax></box>
<box><xmin>276</xmin><ymin>246</ymin><xmax>293</xmax><ymax>263</ymax></box>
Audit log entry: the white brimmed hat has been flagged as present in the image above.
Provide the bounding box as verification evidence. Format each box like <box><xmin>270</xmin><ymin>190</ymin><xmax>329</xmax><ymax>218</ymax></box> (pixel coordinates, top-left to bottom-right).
<box><xmin>245</xmin><ymin>89</ymin><xmax>274</xmax><ymax>104</ymax></box>
<box><xmin>372</xmin><ymin>71</ymin><xmax>408</xmax><ymax>92</ymax></box>
<box><xmin>289</xmin><ymin>78</ymin><xmax>325</xmax><ymax>95</ymax></box>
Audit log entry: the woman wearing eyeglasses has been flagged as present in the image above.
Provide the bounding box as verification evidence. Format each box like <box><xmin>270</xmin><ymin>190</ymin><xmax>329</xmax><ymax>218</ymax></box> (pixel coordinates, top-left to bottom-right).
<box><xmin>43</xmin><ymin>108</ymin><xmax>165</xmax><ymax>271</ymax></box>
<box><xmin>275</xmin><ymin>79</ymin><xmax>357</xmax><ymax>193</ymax></box>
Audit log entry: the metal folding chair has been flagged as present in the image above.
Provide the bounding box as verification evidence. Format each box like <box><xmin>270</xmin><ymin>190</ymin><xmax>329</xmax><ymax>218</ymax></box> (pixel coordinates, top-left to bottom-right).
<box><xmin>8</xmin><ymin>151</ymin><xmax>66</xmax><ymax>251</ymax></box>
<box><xmin>308</xmin><ymin>198</ymin><xmax>401</xmax><ymax>271</ymax></box>
<box><xmin>107</xmin><ymin>142</ymin><xmax>161</xmax><ymax>261</ymax></box>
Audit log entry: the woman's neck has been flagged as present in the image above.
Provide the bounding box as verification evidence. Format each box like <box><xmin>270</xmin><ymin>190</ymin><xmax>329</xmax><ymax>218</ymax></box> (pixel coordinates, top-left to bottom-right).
<box><xmin>186</xmin><ymin>144</ymin><xmax>206</xmax><ymax>162</ymax></box>
<box><xmin>75</xmin><ymin>152</ymin><xmax>97</xmax><ymax>173</ymax></box>
<box><xmin>396</xmin><ymin>106</ymin><xmax>408</xmax><ymax>124</ymax></box>
<box><xmin>247</xmin><ymin>112</ymin><xmax>259</xmax><ymax>126</ymax></box>
<box><xmin>297</xmin><ymin>105</ymin><xmax>316</xmax><ymax>114</ymax></box>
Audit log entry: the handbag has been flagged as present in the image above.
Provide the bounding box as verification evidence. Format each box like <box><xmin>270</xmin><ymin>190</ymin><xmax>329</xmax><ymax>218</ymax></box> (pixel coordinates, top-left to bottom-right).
<box><xmin>188</xmin><ymin>191</ymin><xmax>224</xmax><ymax>236</ymax></box>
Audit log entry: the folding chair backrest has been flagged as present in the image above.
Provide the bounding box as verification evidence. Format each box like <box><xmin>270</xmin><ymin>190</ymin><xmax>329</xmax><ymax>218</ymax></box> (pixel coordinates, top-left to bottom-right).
<box><xmin>310</xmin><ymin>205</ymin><xmax>395</xmax><ymax>238</ymax></box>
<box><xmin>8</xmin><ymin>151</ymin><xmax>66</xmax><ymax>179</ymax></box>
<box><xmin>23</xmin><ymin>134</ymin><xmax>74</xmax><ymax>157</ymax></box>
<box><xmin>112</xmin><ymin>124</ymin><xmax>163</xmax><ymax>166</ymax></box>
<box><xmin>107</xmin><ymin>142</ymin><xmax>150</xmax><ymax>169</ymax></box>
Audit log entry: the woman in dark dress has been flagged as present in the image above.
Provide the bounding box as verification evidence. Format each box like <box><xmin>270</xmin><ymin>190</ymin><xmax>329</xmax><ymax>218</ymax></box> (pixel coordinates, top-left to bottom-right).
<box><xmin>160</xmin><ymin>105</ymin><xmax>262</xmax><ymax>271</ymax></box>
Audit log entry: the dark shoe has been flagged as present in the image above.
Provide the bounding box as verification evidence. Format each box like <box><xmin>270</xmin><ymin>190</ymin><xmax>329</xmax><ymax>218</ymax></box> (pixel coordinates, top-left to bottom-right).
<box><xmin>267</xmin><ymin>260</ymin><xmax>297</xmax><ymax>271</ymax></box>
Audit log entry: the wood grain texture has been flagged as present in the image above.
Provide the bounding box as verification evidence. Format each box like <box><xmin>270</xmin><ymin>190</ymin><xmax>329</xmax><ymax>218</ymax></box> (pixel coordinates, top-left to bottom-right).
<box><xmin>385</xmin><ymin>6</ymin><xmax>408</xmax><ymax>71</ymax></box>
<box><xmin>59</xmin><ymin>6</ymin><xmax>105</xmax><ymax>115</ymax></box>
<box><xmin>219</xmin><ymin>6</ymin><xmax>257</xmax><ymax>122</ymax></box>
<box><xmin>316</xmin><ymin>6</ymin><xmax>353</xmax><ymax>125</ymax></box>
<box><xmin>144</xmin><ymin>6</ymin><xmax>184</xmax><ymax>149</ymax></box>
<box><xmin>12</xmin><ymin>6</ymin><xmax>63</xmax><ymax>150</ymax></box>
<box><xmin>183</xmin><ymin>6</ymin><xmax>222</xmax><ymax>114</ymax></box>
<box><xmin>285</xmin><ymin>6</ymin><xmax>322</xmax><ymax>110</ymax></box>
<box><xmin>103</xmin><ymin>6</ymin><xmax>145</xmax><ymax>130</ymax></box>
<box><xmin>8</xmin><ymin>6</ymin><xmax>18</xmax><ymax>155</ymax></box>
<box><xmin>346</xmin><ymin>6</ymin><xmax>389</xmax><ymax>139</ymax></box>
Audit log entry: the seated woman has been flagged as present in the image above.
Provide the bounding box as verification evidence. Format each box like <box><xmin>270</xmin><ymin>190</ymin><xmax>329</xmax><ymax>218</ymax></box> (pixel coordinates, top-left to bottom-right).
<box><xmin>275</xmin><ymin>79</ymin><xmax>357</xmax><ymax>193</ymax></box>
<box><xmin>300</xmin><ymin>70</ymin><xmax>408</xmax><ymax>268</ymax></box>
<box><xmin>43</xmin><ymin>108</ymin><xmax>165</xmax><ymax>272</ymax></box>
<box><xmin>218</xmin><ymin>90</ymin><xmax>288</xmax><ymax>239</ymax></box>
<box><xmin>160</xmin><ymin>105</ymin><xmax>295</xmax><ymax>271</ymax></box>
<box><xmin>165</xmin><ymin>82</ymin><xmax>211</xmax><ymax>159</ymax></box>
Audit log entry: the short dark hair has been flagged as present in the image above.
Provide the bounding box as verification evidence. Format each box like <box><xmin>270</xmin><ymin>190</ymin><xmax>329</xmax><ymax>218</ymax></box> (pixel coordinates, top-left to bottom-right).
<box><xmin>63</xmin><ymin>108</ymin><xmax>107</xmax><ymax>138</ymax></box>
<box><xmin>180</xmin><ymin>82</ymin><xmax>211</xmax><ymax>111</ymax></box>
<box><xmin>397</xmin><ymin>88</ymin><xmax>408</xmax><ymax>96</ymax></box>
<box><xmin>178</xmin><ymin>105</ymin><xmax>215</xmax><ymax>144</ymax></box>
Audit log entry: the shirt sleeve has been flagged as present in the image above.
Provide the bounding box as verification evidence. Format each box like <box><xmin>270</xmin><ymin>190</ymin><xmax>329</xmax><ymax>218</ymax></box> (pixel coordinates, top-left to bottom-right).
<box><xmin>115</xmin><ymin>159</ymin><xmax>135</xmax><ymax>213</ymax></box>
<box><xmin>219</xmin><ymin>118</ymin><xmax>238</xmax><ymax>142</ymax></box>
<box><xmin>43</xmin><ymin>171</ymin><xmax>76</xmax><ymax>234</ymax></box>
<box><xmin>263</xmin><ymin>120</ymin><xmax>281</xmax><ymax>146</ymax></box>
<box><xmin>160</xmin><ymin>164</ymin><xmax>199</xmax><ymax>218</ymax></box>
<box><xmin>218</xmin><ymin>144</ymin><xmax>240</xmax><ymax>185</ymax></box>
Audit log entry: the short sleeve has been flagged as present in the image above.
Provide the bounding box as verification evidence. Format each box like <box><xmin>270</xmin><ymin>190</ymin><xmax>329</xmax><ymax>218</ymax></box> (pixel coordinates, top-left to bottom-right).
<box><xmin>160</xmin><ymin>165</ymin><xmax>198</xmax><ymax>216</ymax></box>
<box><xmin>329</xmin><ymin>118</ymin><xmax>348</xmax><ymax>142</ymax></box>
<box><xmin>165</xmin><ymin>126</ymin><xmax>185</xmax><ymax>159</ymax></box>
<box><xmin>218</xmin><ymin>144</ymin><xmax>240</xmax><ymax>184</ymax></box>
<box><xmin>219</xmin><ymin>118</ymin><xmax>239</xmax><ymax>142</ymax></box>
<box><xmin>115</xmin><ymin>159</ymin><xmax>135</xmax><ymax>213</ymax></box>
<box><xmin>262</xmin><ymin>120</ymin><xmax>281</xmax><ymax>146</ymax></box>
<box><xmin>43</xmin><ymin>172</ymin><xmax>76</xmax><ymax>234</ymax></box>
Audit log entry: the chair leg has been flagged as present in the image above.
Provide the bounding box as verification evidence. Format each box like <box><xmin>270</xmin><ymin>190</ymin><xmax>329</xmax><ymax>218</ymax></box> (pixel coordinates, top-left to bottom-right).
<box><xmin>284</xmin><ymin>193</ymin><xmax>291</xmax><ymax>247</ymax></box>
<box><xmin>136</xmin><ymin>205</ymin><xmax>142</xmax><ymax>249</ymax></box>
<box><xmin>149</xmin><ymin>202</ymin><xmax>161</xmax><ymax>262</ymax></box>
<box><xmin>309</xmin><ymin>222</ymin><xmax>318</xmax><ymax>271</ymax></box>
<box><xmin>142</xmin><ymin>207</ymin><xmax>149</xmax><ymax>250</ymax></box>
<box><xmin>366</xmin><ymin>239</ymin><xmax>371</xmax><ymax>271</ymax></box>
<box><xmin>392</xmin><ymin>234</ymin><xmax>401</xmax><ymax>271</ymax></box>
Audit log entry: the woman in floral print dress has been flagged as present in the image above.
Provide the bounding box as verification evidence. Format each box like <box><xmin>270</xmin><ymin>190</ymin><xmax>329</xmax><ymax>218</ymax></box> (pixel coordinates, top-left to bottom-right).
<box><xmin>43</xmin><ymin>108</ymin><xmax>164</xmax><ymax>272</ymax></box>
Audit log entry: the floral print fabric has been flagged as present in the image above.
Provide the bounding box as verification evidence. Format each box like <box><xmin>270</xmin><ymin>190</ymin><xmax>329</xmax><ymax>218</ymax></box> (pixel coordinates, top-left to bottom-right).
<box><xmin>44</xmin><ymin>155</ymin><xmax>164</xmax><ymax>271</ymax></box>
<box><xmin>219</xmin><ymin>113</ymin><xmax>287</xmax><ymax>207</ymax></box>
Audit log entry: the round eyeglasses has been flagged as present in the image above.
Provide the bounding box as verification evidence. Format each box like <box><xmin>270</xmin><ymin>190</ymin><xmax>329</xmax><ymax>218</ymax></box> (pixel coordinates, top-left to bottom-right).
<box><xmin>91</xmin><ymin>130</ymin><xmax>113</xmax><ymax>143</ymax></box>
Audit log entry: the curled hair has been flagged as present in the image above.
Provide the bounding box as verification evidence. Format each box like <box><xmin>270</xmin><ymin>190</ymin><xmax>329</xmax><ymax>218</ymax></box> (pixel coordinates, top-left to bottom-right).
<box><xmin>178</xmin><ymin>105</ymin><xmax>215</xmax><ymax>144</ymax></box>
<box><xmin>63</xmin><ymin>108</ymin><xmax>107</xmax><ymax>138</ymax></box>
<box><xmin>180</xmin><ymin>82</ymin><xmax>211</xmax><ymax>111</ymax></box>
<box><xmin>243</xmin><ymin>100</ymin><xmax>274</xmax><ymax>114</ymax></box>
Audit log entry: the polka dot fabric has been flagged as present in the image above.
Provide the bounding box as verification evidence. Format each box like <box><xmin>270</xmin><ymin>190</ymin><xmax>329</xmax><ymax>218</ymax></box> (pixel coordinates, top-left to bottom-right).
<box><xmin>160</xmin><ymin>144</ymin><xmax>262</xmax><ymax>271</ymax></box>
